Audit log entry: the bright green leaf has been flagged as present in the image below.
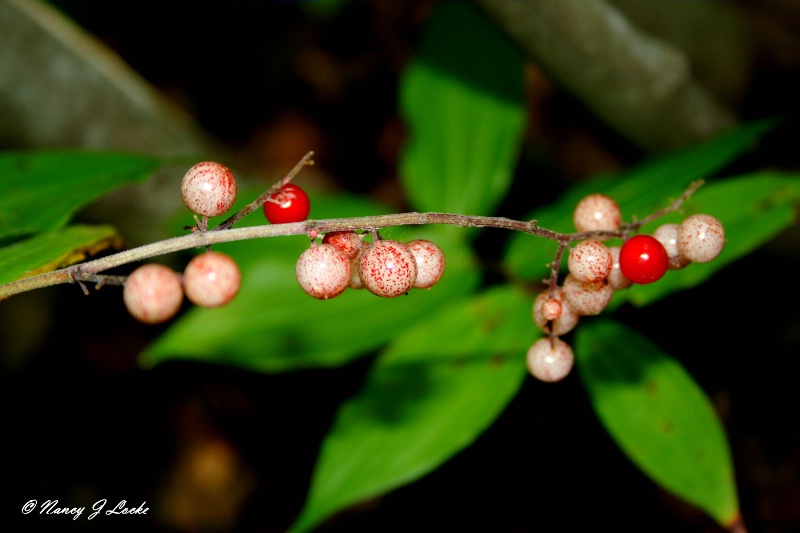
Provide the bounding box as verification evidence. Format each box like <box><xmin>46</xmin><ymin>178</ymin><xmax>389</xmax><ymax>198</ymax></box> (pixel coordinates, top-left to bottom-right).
<box><xmin>0</xmin><ymin>224</ymin><xmax>122</xmax><ymax>285</ymax></box>
<box><xmin>0</xmin><ymin>150</ymin><xmax>161</xmax><ymax>242</ymax></box>
<box><xmin>576</xmin><ymin>319</ymin><xmax>739</xmax><ymax>527</ymax></box>
<box><xmin>289</xmin><ymin>286</ymin><xmax>533</xmax><ymax>532</ymax></box>
<box><xmin>399</xmin><ymin>1</ymin><xmax>526</xmax><ymax>215</ymax></box>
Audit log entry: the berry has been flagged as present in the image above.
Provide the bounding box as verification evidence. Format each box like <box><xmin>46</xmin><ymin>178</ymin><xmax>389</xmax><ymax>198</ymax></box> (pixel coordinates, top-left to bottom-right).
<box><xmin>573</xmin><ymin>193</ymin><xmax>621</xmax><ymax>238</ymax></box>
<box><xmin>406</xmin><ymin>239</ymin><xmax>445</xmax><ymax>289</ymax></box>
<box><xmin>526</xmin><ymin>337</ymin><xmax>574</xmax><ymax>382</ymax></box>
<box><xmin>678</xmin><ymin>214</ymin><xmax>725</xmax><ymax>263</ymax></box>
<box><xmin>349</xmin><ymin>244</ymin><xmax>368</xmax><ymax>289</ymax></box>
<box><xmin>532</xmin><ymin>287</ymin><xmax>579</xmax><ymax>336</ymax></box>
<box><xmin>607</xmin><ymin>245</ymin><xmax>633</xmax><ymax>290</ymax></box>
<box><xmin>563</xmin><ymin>274</ymin><xmax>613</xmax><ymax>316</ymax></box>
<box><xmin>123</xmin><ymin>263</ymin><xmax>183</xmax><ymax>324</ymax></box>
<box><xmin>181</xmin><ymin>161</ymin><xmax>237</xmax><ymax>217</ymax></box>
<box><xmin>183</xmin><ymin>251</ymin><xmax>241</xmax><ymax>308</ymax></box>
<box><xmin>619</xmin><ymin>234</ymin><xmax>669</xmax><ymax>284</ymax></box>
<box><xmin>653</xmin><ymin>223</ymin><xmax>691</xmax><ymax>270</ymax></box>
<box><xmin>358</xmin><ymin>240</ymin><xmax>418</xmax><ymax>298</ymax></box>
<box><xmin>264</xmin><ymin>184</ymin><xmax>311</xmax><ymax>224</ymax></box>
<box><xmin>567</xmin><ymin>239</ymin><xmax>613</xmax><ymax>283</ymax></box>
<box><xmin>296</xmin><ymin>243</ymin><xmax>351</xmax><ymax>300</ymax></box>
<box><xmin>323</xmin><ymin>231</ymin><xmax>363</xmax><ymax>259</ymax></box>
<box><xmin>541</xmin><ymin>298</ymin><xmax>562</xmax><ymax>322</ymax></box>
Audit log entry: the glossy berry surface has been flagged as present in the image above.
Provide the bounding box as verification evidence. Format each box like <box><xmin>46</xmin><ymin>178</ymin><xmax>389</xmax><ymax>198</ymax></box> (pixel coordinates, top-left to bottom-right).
<box><xmin>619</xmin><ymin>234</ymin><xmax>669</xmax><ymax>284</ymax></box>
<box><xmin>181</xmin><ymin>161</ymin><xmax>238</xmax><ymax>217</ymax></box>
<box><xmin>567</xmin><ymin>239</ymin><xmax>613</xmax><ymax>283</ymax></box>
<box><xmin>678</xmin><ymin>214</ymin><xmax>725</xmax><ymax>263</ymax></box>
<box><xmin>183</xmin><ymin>251</ymin><xmax>241</xmax><ymax>308</ymax></box>
<box><xmin>532</xmin><ymin>287</ymin><xmax>579</xmax><ymax>336</ymax></box>
<box><xmin>296</xmin><ymin>243</ymin><xmax>351</xmax><ymax>300</ymax></box>
<box><xmin>573</xmin><ymin>193</ymin><xmax>621</xmax><ymax>237</ymax></box>
<box><xmin>322</xmin><ymin>231</ymin><xmax>363</xmax><ymax>259</ymax></box>
<box><xmin>123</xmin><ymin>263</ymin><xmax>183</xmax><ymax>324</ymax></box>
<box><xmin>358</xmin><ymin>240</ymin><xmax>417</xmax><ymax>298</ymax></box>
<box><xmin>526</xmin><ymin>337</ymin><xmax>574</xmax><ymax>383</ymax></box>
<box><xmin>405</xmin><ymin>239</ymin><xmax>445</xmax><ymax>289</ymax></box>
<box><xmin>562</xmin><ymin>274</ymin><xmax>613</xmax><ymax>316</ymax></box>
<box><xmin>264</xmin><ymin>184</ymin><xmax>311</xmax><ymax>224</ymax></box>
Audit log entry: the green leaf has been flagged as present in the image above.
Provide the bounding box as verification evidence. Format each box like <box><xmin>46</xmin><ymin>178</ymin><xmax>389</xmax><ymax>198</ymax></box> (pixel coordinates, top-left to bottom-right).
<box><xmin>289</xmin><ymin>286</ymin><xmax>533</xmax><ymax>532</ymax></box>
<box><xmin>576</xmin><ymin>319</ymin><xmax>739</xmax><ymax>527</ymax></box>
<box><xmin>0</xmin><ymin>224</ymin><xmax>122</xmax><ymax>285</ymax></box>
<box><xmin>141</xmin><ymin>193</ymin><xmax>480</xmax><ymax>372</ymax></box>
<box><xmin>399</xmin><ymin>1</ymin><xmax>526</xmax><ymax>215</ymax></box>
<box><xmin>0</xmin><ymin>150</ymin><xmax>160</xmax><ymax>242</ymax></box>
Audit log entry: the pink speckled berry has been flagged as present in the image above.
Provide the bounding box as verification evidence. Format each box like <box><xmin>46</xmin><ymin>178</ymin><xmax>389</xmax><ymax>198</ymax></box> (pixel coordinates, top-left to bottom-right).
<box><xmin>181</xmin><ymin>161</ymin><xmax>238</xmax><ymax>217</ymax></box>
<box><xmin>532</xmin><ymin>287</ymin><xmax>579</xmax><ymax>336</ymax></box>
<box><xmin>568</xmin><ymin>239</ymin><xmax>613</xmax><ymax>283</ymax></box>
<box><xmin>653</xmin><ymin>223</ymin><xmax>691</xmax><ymax>270</ymax></box>
<box><xmin>678</xmin><ymin>214</ymin><xmax>725</xmax><ymax>263</ymax></box>
<box><xmin>526</xmin><ymin>337</ymin><xmax>574</xmax><ymax>383</ymax></box>
<box><xmin>322</xmin><ymin>231</ymin><xmax>364</xmax><ymax>260</ymax></box>
<box><xmin>296</xmin><ymin>243</ymin><xmax>351</xmax><ymax>300</ymax></box>
<box><xmin>573</xmin><ymin>193</ymin><xmax>621</xmax><ymax>238</ymax></box>
<box><xmin>562</xmin><ymin>274</ymin><xmax>613</xmax><ymax>316</ymax></box>
<box><xmin>607</xmin><ymin>245</ymin><xmax>633</xmax><ymax>290</ymax></box>
<box><xmin>406</xmin><ymin>239</ymin><xmax>445</xmax><ymax>289</ymax></box>
<box><xmin>123</xmin><ymin>263</ymin><xmax>183</xmax><ymax>324</ymax></box>
<box><xmin>358</xmin><ymin>239</ymin><xmax>418</xmax><ymax>298</ymax></box>
<box><xmin>541</xmin><ymin>298</ymin><xmax>562</xmax><ymax>321</ymax></box>
<box><xmin>349</xmin><ymin>244</ymin><xmax>367</xmax><ymax>289</ymax></box>
<box><xmin>183</xmin><ymin>251</ymin><xmax>241</xmax><ymax>308</ymax></box>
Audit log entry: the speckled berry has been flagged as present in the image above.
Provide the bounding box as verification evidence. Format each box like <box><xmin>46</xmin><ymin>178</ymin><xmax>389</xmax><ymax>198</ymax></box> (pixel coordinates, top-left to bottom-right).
<box><xmin>678</xmin><ymin>214</ymin><xmax>725</xmax><ymax>263</ymax></box>
<box><xmin>323</xmin><ymin>231</ymin><xmax>364</xmax><ymax>260</ymax></box>
<box><xmin>574</xmin><ymin>193</ymin><xmax>621</xmax><ymax>238</ymax></box>
<box><xmin>526</xmin><ymin>337</ymin><xmax>574</xmax><ymax>383</ymax></box>
<box><xmin>181</xmin><ymin>161</ymin><xmax>238</xmax><ymax>217</ymax></box>
<box><xmin>563</xmin><ymin>274</ymin><xmax>613</xmax><ymax>316</ymax></box>
<box><xmin>653</xmin><ymin>223</ymin><xmax>691</xmax><ymax>270</ymax></box>
<box><xmin>568</xmin><ymin>239</ymin><xmax>613</xmax><ymax>283</ymax></box>
<box><xmin>123</xmin><ymin>263</ymin><xmax>183</xmax><ymax>324</ymax></box>
<box><xmin>532</xmin><ymin>287</ymin><xmax>579</xmax><ymax>336</ymax></box>
<box><xmin>607</xmin><ymin>245</ymin><xmax>633</xmax><ymax>290</ymax></box>
<box><xmin>406</xmin><ymin>239</ymin><xmax>445</xmax><ymax>289</ymax></box>
<box><xmin>183</xmin><ymin>251</ymin><xmax>241</xmax><ymax>308</ymax></box>
<box><xmin>358</xmin><ymin>239</ymin><xmax>418</xmax><ymax>298</ymax></box>
<box><xmin>296</xmin><ymin>243</ymin><xmax>351</xmax><ymax>300</ymax></box>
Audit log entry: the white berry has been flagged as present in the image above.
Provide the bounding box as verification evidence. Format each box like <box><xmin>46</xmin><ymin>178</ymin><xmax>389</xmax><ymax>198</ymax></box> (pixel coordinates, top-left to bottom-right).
<box><xmin>573</xmin><ymin>193</ymin><xmax>621</xmax><ymax>238</ymax></box>
<box><xmin>406</xmin><ymin>239</ymin><xmax>445</xmax><ymax>289</ymax></box>
<box><xmin>526</xmin><ymin>337</ymin><xmax>574</xmax><ymax>382</ymax></box>
<box><xmin>532</xmin><ymin>287</ymin><xmax>579</xmax><ymax>336</ymax></box>
<box><xmin>563</xmin><ymin>274</ymin><xmax>613</xmax><ymax>316</ymax></box>
<box><xmin>123</xmin><ymin>263</ymin><xmax>183</xmax><ymax>324</ymax></box>
<box><xmin>181</xmin><ymin>161</ymin><xmax>238</xmax><ymax>217</ymax></box>
<box><xmin>296</xmin><ymin>243</ymin><xmax>351</xmax><ymax>300</ymax></box>
<box><xmin>653</xmin><ymin>223</ymin><xmax>691</xmax><ymax>269</ymax></box>
<box><xmin>358</xmin><ymin>240</ymin><xmax>418</xmax><ymax>298</ymax></box>
<box><xmin>183</xmin><ymin>251</ymin><xmax>241</xmax><ymax>308</ymax></box>
<box><xmin>678</xmin><ymin>214</ymin><xmax>725</xmax><ymax>263</ymax></box>
<box><xmin>607</xmin><ymin>245</ymin><xmax>633</xmax><ymax>290</ymax></box>
<box><xmin>568</xmin><ymin>239</ymin><xmax>613</xmax><ymax>283</ymax></box>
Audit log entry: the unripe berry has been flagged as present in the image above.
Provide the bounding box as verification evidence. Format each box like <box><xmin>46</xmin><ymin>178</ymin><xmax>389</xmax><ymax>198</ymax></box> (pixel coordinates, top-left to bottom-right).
<box><xmin>653</xmin><ymin>223</ymin><xmax>691</xmax><ymax>270</ymax></box>
<box><xmin>526</xmin><ymin>337</ymin><xmax>574</xmax><ymax>383</ymax></box>
<box><xmin>183</xmin><ymin>251</ymin><xmax>241</xmax><ymax>308</ymax></box>
<box><xmin>323</xmin><ymin>231</ymin><xmax>363</xmax><ymax>260</ymax></box>
<box><xmin>349</xmin><ymin>245</ymin><xmax>367</xmax><ymax>289</ymax></box>
<box><xmin>568</xmin><ymin>239</ymin><xmax>613</xmax><ymax>283</ymax></box>
<box><xmin>573</xmin><ymin>193</ymin><xmax>621</xmax><ymax>238</ymax></box>
<box><xmin>123</xmin><ymin>263</ymin><xmax>183</xmax><ymax>324</ymax></box>
<box><xmin>607</xmin><ymin>245</ymin><xmax>633</xmax><ymax>290</ymax></box>
<box><xmin>563</xmin><ymin>274</ymin><xmax>613</xmax><ymax>316</ymax></box>
<box><xmin>541</xmin><ymin>298</ymin><xmax>562</xmax><ymax>321</ymax></box>
<box><xmin>406</xmin><ymin>239</ymin><xmax>445</xmax><ymax>289</ymax></box>
<box><xmin>532</xmin><ymin>287</ymin><xmax>579</xmax><ymax>336</ymax></box>
<box><xmin>181</xmin><ymin>161</ymin><xmax>238</xmax><ymax>217</ymax></box>
<box><xmin>296</xmin><ymin>243</ymin><xmax>351</xmax><ymax>300</ymax></box>
<box><xmin>358</xmin><ymin>240</ymin><xmax>418</xmax><ymax>298</ymax></box>
<box><xmin>678</xmin><ymin>214</ymin><xmax>725</xmax><ymax>263</ymax></box>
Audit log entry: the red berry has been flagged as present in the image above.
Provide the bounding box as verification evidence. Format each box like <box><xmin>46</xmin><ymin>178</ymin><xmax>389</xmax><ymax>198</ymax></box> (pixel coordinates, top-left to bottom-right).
<box><xmin>619</xmin><ymin>234</ymin><xmax>669</xmax><ymax>284</ymax></box>
<box><xmin>264</xmin><ymin>184</ymin><xmax>311</xmax><ymax>224</ymax></box>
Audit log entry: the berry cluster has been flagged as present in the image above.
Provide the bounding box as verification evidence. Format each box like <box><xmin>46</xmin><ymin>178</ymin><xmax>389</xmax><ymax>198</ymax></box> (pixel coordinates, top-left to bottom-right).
<box><xmin>527</xmin><ymin>194</ymin><xmax>726</xmax><ymax>383</ymax></box>
<box><xmin>296</xmin><ymin>233</ymin><xmax>446</xmax><ymax>300</ymax></box>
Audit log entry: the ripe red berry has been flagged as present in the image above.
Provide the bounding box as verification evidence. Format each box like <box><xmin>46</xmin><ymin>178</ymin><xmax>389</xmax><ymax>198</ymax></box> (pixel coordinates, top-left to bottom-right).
<box><xmin>123</xmin><ymin>263</ymin><xmax>184</xmax><ymax>324</ymax></box>
<box><xmin>183</xmin><ymin>251</ymin><xmax>241</xmax><ymax>308</ymax></box>
<box><xmin>619</xmin><ymin>234</ymin><xmax>669</xmax><ymax>284</ymax></box>
<box><xmin>264</xmin><ymin>184</ymin><xmax>311</xmax><ymax>224</ymax></box>
<box><xmin>181</xmin><ymin>161</ymin><xmax>238</xmax><ymax>218</ymax></box>
<box><xmin>358</xmin><ymin>240</ymin><xmax>418</xmax><ymax>298</ymax></box>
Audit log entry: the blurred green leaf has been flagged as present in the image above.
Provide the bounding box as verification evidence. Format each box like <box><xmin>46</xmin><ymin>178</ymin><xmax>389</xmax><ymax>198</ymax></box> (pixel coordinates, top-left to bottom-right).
<box><xmin>289</xmin><ymin>286</ymin><xmax>533</xmax><ymax>532</ymax></box>
<box><xmin>0</xmin><ymin>150</ymin><xmax>160</xmax><ymax>242</ymax></box>
<box><xmin>576</xmin><ymin>319</ymin><xmax>739</xmax><ymax>527</ymax></box>
<box><xmin>142</xmin><ymin>193</ymin><xmax>480</xmax><ymax>372</ymax></box>
<box><xmin>399</xmin><ymin>1</ymin><xmax>526</xmax><ymax>215</ymax></box>
<box><xmin>0</xmin><ymin>224</ymin><xmax>122</xmax><ymax>285</ymax></box>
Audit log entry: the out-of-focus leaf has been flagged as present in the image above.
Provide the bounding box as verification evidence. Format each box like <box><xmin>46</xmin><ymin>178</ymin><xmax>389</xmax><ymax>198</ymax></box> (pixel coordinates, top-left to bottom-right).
<box><xmin>142</xmin><ymin>193</ymin><xmax>479</xmax><ymax>372</ymax></box>
<box><xmin>289</xmin><ymin>286</ymin><xmax>533</xmax><ymax>533</ymax></box>
<box><xmin>576</xmin><ymin>319</ymin><xmax>739</xmax><ymax>528</ymax></box>
<box><xmin>0</xmin><ymin>224</ymin><xmax>122</xmax><ymax>285</ymax></box>
<box><xmin>399</xmin><ymin>1</ymin><xmax>526</xmax><ymax>215</ymax></box>
<box><xmin>0</xmin><ymin>151</ymin><xmax>160</xmax><ymax>242</ymax></box>
<box><xmin>504</xmin><ymin>119</ymin><xmax>778</xmax><ymax>281</ymax></box>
